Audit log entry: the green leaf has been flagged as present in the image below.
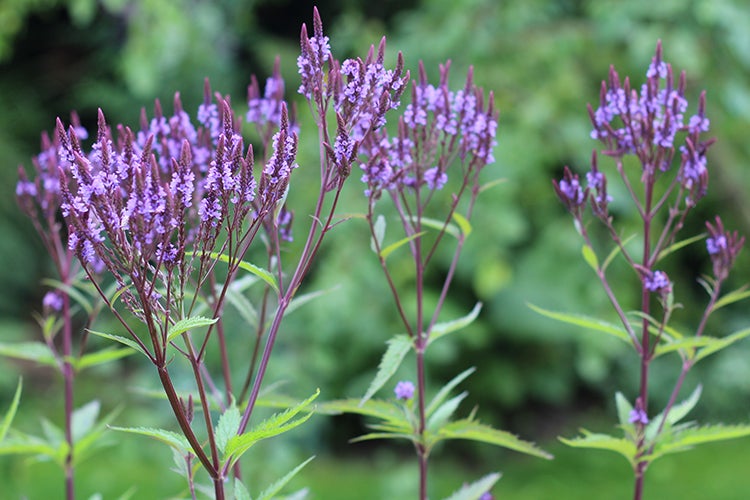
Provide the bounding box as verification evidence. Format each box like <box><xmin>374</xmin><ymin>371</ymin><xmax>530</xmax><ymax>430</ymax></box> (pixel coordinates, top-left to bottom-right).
<box><xmin>370</xmin><ymin>214</ymin><xmax>386</xmax><ymax>253</ymax></box>
<box><xmin>653</xmin><ymin>337</ymin><xmax>715</xmax><ymax>358</ymax></box>
<box><xmin>257</xmin><ymin>456</ymin><xmax>315</xmax><ymax>500</ymax></box>
<box><xmin>413</xmin><ymin>216</ymin><xmax>461</xmax><ymax>239</ymax></box>
<box><xmin>452</xmin><ymin>212</ymin><xmax>472</xmax><ymax>237</ymax></box>
<box><xmin>427</xmin><ymin>392</ymin><xmax>467</xmax><ymax>431</ymax></box>
<box><xmin>528</xmin><ymin>304</ymin><xmax>632</xmax><ymax>344</ymax></box>
<box><xmin>582</xmin><ymin>244</ymin><xmax>599</xmax><ymax>271</ymax></box>
<box><xmin>0</xmin><ymin>433</ymin><xmax>61</xmax><ymax>459</ymax></box>
<box><xmin>72</xmin><ymin>347</ymin><xmax>135</xmax><ymax>371</ymax></box>
<box><xmin>646</xmin><ymin>385</ymin><xmax>702</xmax><ymax>443</ymax></box>
<box><xmin>225</xmin><ymin>278</ymin><xmax>260</xmax><ymax>327</ymax></box>
<box><xmin>437</xmin><ymin>419</ymin><xmax>552</xmax><ymax>459</ymax></box>
<box><xmin>224</xmin><ymin>390</ymin><xmax>319</xmax><ymax>468</ymax></box>
<box><xmin>649</xmin><ymin>424</ymin><xmax>750</xmax><ymax>463</ymax></box>
<box><xmin>428</xmin><ymin>303</ymin><xmax>482</xmax><ymax>346</ymax></box>
<box><xmin>87</xmin><ymin>330</ymin><xmax>150</xmax><ymax>358</ymax></box>
<box><xmin>73</xmin><ymin>405</ymin><xmax>120</xmax><ymax>465</ymax></box>
<box><xmin>167</xmin><ymin>316</ymin><xmax>218</xmax><ymax>342</ymax></box>
<box><xmin>425</xmin><ymin>367</ymin><xmax>475</xmax><ymax>418</ymax></box>
<box><xmin>72</xmin><ymin>401</ymin><xmax>100</xmax><ymax>443</ymax></box>
<box><xmin>317</xmin><ymin>398</ymin><xmax>409</xmax><ymax>427</ymax></box>
<box><xmin>712</xmin><ymin>285</ymin><xmax>750</xmax><ymax>312</ymax></box>
<box><xmin>656</xmin><ymin>233</ymin><xmax>706</xmax><ymax>261</ymax></box>
<box><xmin>191</xmin><ymin>251</ymin><xmax>279</xmax><ymax>294</ymax></box>
<box><xmin>216</xmin><ymin>403</ymin><xmax>241</xmax><ymax>455</ymax></box>
<box><xmin>0</xmin><ymin>342</ymin><xmax>57</xmax><ymax>367</ymax></box>
<box><xmin>478</xmin><ymin>177</ymin><xmax>507</xmax><ymax>193</ymax></box>
<box><xmin>614</xmin><ymin>392</ymin><xmax>634</xmax><ymax>429</ymax></box>
<box><xmin>360</xmin><ymin>335</ymin><xmax>412</xmax><ymax>406</ymax></box>
<box><xmin>233</xmin><ymin>478</ymin><xmax>252</xmax><ymax>500</ymax></box>
<box><xmin>285</xmin><ymin>286</ymin><xmax>339</xmax><ymax>317</ymax></box>
<box><xmin>443</xmin><ymin>472</ymin><xmax>501</xmax><ymax>500</ymax></box>
<box><xmin>109</xmin><ymin>426</ymin><xmax>191</xmax><ymax>455</ymax></box>
<box><xmin>559</xmin><ymin>429</ymin><xmax>636</xmax><ymax>466</ymax></box>
<box><xmin>602</xmin><ymin>234</ymin><xmax>636</xmax><ymax>271</ymax></box>
<box><xmin>0</xmin><ymin>378</ymin><xmax>22</xmax><ymax>442</ymax></box>
<box><xmin>379</xmin><ymin>231</ymin><xmax>427</xmax><ymax>260</ymax></box>
<box><xmin>695</xmin><ymin>327</ymin><xmax>750</xmax><ymax>363</ymax></box>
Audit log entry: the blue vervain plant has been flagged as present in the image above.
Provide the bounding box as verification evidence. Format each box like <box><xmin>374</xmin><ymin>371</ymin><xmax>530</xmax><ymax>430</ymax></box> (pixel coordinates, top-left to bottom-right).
<box><xmin>321</xmin><ymin>61</ymin><xmax>552</xmax><ymax>499</ymax></box>
<box><xmin>544</xmin><ymin>41</ymin><xmax>750</xmax><ymax>500</ymax></box>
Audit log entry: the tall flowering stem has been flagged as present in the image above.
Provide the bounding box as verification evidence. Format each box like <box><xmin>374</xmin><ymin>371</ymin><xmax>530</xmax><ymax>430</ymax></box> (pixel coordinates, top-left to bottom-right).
<box><xmin>360</xmin><ymin>60</ymin><xmax>497</xmax><ymax>499</ymax></box>
<box><xmin>16</xmin><ymin>115</ymin><xmax>103</xmax><ymax>500</ymax></box>
<box><xmin>553</xmin><ymin>41</ymin><xmax>745</xmax><ymax>499</ymax></box>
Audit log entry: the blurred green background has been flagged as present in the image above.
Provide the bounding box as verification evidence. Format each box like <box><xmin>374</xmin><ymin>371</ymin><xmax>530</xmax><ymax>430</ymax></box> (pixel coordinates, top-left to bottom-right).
<box><xmin>2</xmin><ymin>0</ymin><xmax>750</xmax><ymax>498</ymax></box>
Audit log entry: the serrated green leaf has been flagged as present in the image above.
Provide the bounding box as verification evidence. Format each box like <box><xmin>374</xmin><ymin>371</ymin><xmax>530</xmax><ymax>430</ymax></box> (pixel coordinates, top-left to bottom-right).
<box><xmin>234</xmin><ymin>477</ymin><xmax>252</xmax><ymax>500</ymax></box>
<box><xmin>443</xmin><ymin>472</ymin><xmax>501</xmax><ymax>500</ymax></box>
<box><xmin>109</xmin><ymin>426</ymin><xmax>191</xmax><ymax>455</ymax></box>
<box><xmin>360</xmin><ymin>335</ymin><xmax>412</xmax><ymax>406</ymax></box>
<box><xmin>646</xmin><ymin>386</ymin><xmax>702</xmax><ymax>443</ymax></box>
<box><xmin>653</xmin><ymin>337</ymin><xmax>715</xmax><ymax>358</ymax></box>
<box><xmin>427</xmin><ymin>392</ymin><xmax>467</xmax><ymax>431</ymax></box>
<box><xmin>528</xmin><ymin>304</ymin><xmax>632</xmax><ymax>344</ymax></box>
<box><xmin>257</xmin><ymin>456</ymin><xmax>315</xmax><ymax>500</ymax></box>
<box><xmin>317</xmin><ymin>398</ymin><xmax>409</xmax><ymax>427</ymax></box>
<box><xmin>428</xmin><ymin>303</ymin><xmax>482</xmax><ymax>346</ymax></box>
<box><xmin>712</xmin><ymin>286</ymin><xmax>750</xmax><ymax>312</ymax></box>
<box><xmin>582</xmin><ymin>244</ymin><xmax>599</xmax><ymax>271</ymax></box>
<box><xmin>379</xmin><ymin>231</ymin><xmax>427</xmax><ymax>260</ymax></box>
<box><xmin>650</xmin><ymin>424</ymin><xmax>750</xmax><ymax>463</ymax></box>
<box><xmin>0</xmin><ymin>378</ymin><xmax>22</xmax><ymax>442</ymax></box>
<box><xmin>614</xmin><ymin>392</ymin><xmax>634</xmax><ymax>429</ymax></box>
<box><xmin>72</xmin><ymin>347</ymin><xmax>134</xmax><ymax>371</ymax></box>
<box><xmin>350</xmin><ymin>432</ymin><xmax>417</xmax><ymax>443</ymax></box>
<box><xmin>0</xmin><ymin>433</ymin><xmax>60</xmax><ymax>458</ymax></box>
<box><xmin>695</xmin><ymin>327</ymin><xmax>750</xmax><ymax>363</ymax></box>
<box><xmin>224</xmin><ymin>390</ymin><xmax>319</xmax><ymax>468</ymax></box>
<box><xmin>73</xmin><ymin>404</ymin><xmax>120</xmax><ymax>465</ymax></box>
<box><xmin>167</xmin><ymin>316</ymin><xmax>218</xmax><ymax>342</ymax></box>
<box><xmin>216</xmin><ymin>404</ymin><xmax>241</xmax><ymax>455</ymax></box>
<box><xmin>87</xmin><ymin>330</ymin><xmax>150</xmax><ymax>358</ymax></box>
<box><xmin>559</xmin><ymin>429</ymin><xmax>636</xmax><ymax>466</ymax></box>
<box><xmin>371</xmin><ymin>214</ymin><xmax>386</xmax><ymax>254</ymax></box>
<box><xmin>0</xmin><ymin>342</ymin><xmax>57</xmax><ymax>367</ymax></box>
<box><xmin>437</xmin><ymin>419</ymin><xmax>552</xmax><ymax>459</ymax></box>
<box><xmin>452</xmin><ymin>212</ymin><xmax>472</xmax><ymax>237</ymax></box>
<box><xmin>426</xmin><ymin>367</ymin><xmax>475</xmax><ymax>418</ymax></box>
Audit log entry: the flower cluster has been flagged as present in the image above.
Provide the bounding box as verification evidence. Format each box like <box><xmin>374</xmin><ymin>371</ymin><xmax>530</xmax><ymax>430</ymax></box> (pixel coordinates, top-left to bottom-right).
<box><xmin>587</xmin><ymin>41</ymin><xmax>712</xmax><ymax>204</ymax></box>
<box><xmin>359</xmin><ymin>61</ymin><xmax>497</xmax><ymax>200</ymax></box>
<box><xmin>706</xmin><ymin>216</ymin><xmax>744</xmax><ymax>281</ymax></box>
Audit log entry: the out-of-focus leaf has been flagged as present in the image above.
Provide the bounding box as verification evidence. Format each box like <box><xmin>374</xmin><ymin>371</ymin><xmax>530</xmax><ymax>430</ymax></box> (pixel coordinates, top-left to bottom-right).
<box><xmin>256</xmin><ymin>456</ymin><xmax>315</xmax><ymax>500</ymax></box>
<box><xmin>528</xmin><ymin>304</ymin><xmax>632</xmax><ymax>343</ymax></box>
<box><xmin>167</xmin><ymin>315</ymin><xmax>218</xmax><ymax>342</ymax></box>
<box><xmin>0</xmin><ymin>378</ymin><xmax>22</xmax><ymax>442</ymax></box>
<box><xmin>380</xmin><ymin>231</ymin><xmax>426</xmax><ymax>259</ymax></box>
<box><xmin>215</xmin><ymin>403</ymin><xmax>240</xmax><ymax>455</ymax></box>
<box><xmin>425</xmin><ymin>367</ymin><xmax>475</xmax><ymax>417</ymax></box>
<box><xmin>360</xmin><ymin>335</ymin><xmax>412</xmax><ymax>406</ymax></box>
<box><xmin>0</xmin><ymin>342</ymin><xmax>57</xmax><ymax>367</ymax></box>
<box><xmin>436</xmin><ymin>419</ymin><xmax>553</xmax><ymax>459</ymax></box>
<box><xmin>443</xmin><ymin>472</ymin><xmax>501</xmax><ymax>500</ymax></box>
<box><xmin>428</xmin><ymin>303</ymin><xmax>482</xmax><ymax>345</ymax></box>
<box><xmin>109</xmin><ymin>426</ymin><xmax>191</xmax><ymax>455</ymax></box>
<box><xmin>560</xmin><ymin>429</ymin><xmax>636</xmax><ymax>466</ymax></box>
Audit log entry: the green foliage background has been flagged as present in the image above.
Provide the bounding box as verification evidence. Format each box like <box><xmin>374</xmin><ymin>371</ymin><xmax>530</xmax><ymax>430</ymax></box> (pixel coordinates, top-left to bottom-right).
<box><xmin>2</xmin><ymin>0</ymin><xmax>750</xmax><ymax>497</ymax></box>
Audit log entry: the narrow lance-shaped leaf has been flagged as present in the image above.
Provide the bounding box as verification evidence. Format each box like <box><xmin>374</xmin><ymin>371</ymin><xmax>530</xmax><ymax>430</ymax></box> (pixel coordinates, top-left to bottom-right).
<box><xmin>427</xmin><ymin>392</ymin><xmax>468</xmax><ymax>432</ymax></box>
<box><xmin>109</xmin><ymin>426</ymin><xmax>192</xmax><ymax>455</ymax></box>
<box><xmin>452</xmin><ymin>212</ymin><xmax>472</xmax><ymax>237</ymax></box>
<box><xmin>256</xmin><ymin>455</ymin><xmax>315</xmax><ymax>500</ymax></box>
<box><xmin>582</xmin><ymin>244</ymin><xmax>599</xmax><ymax>271</ymax></box>
<box><xmin>656</xmin><ymin>233</ymin><xmax>706</xmax><ymax>261</ymax></box>
<box><xmin>88</xmin><ymin>329</ymin><xmax>150</xmax><ymax>358</ymax></box>
<box><xmin>0</xmin><ymin>342</ymin><xmax>57</xmax><ymax>367</ymax></box>
<box><xmin>0</xmin><ymin>378</ymin><xmax>22</xmax><ymax>442</ymax></box>
<box><xmin>614</xmin><ymin>392</ymin><xmax>634</xmax><ymax>429</ymax></box>
<box><xmin>188</xmin><ymin>251</ymin><xmax>279</xmax><ymax>293</ymax></box>
<box><xmin>695</xmin><ymin>326</ymin><xmax>750</xmax><ymax>363</ymax></box>
<box><xmin>711</xmin><ymin>286</ymin><xmax>750</xmax><ymax>313</ymax></box>
<box><xmin>233</xmin><ymin>478</ymin><xmax>252</xmax><ymax>500</ymax></box>
<box><xmin>370</xmin><ymin>214</ymin><xmax>386</xmax><ymax>253</ymax></box>
<box><xmin>528</xmin><ymin>303</ymin><xmax>632</xmax><ymax>344</ymax></box>
<box><xmin>425</xmin><ymin>367</ymin><xmax>475</xmax><ymax>417</ymax></box>
<box><xmin>648</xmin><ymin>424</ymin><xmax>750</xmax><ymax>463</ymax></box>
<box><xmin>71</xmin><ymin>347</ymin><xmax>135</xmax><ymax>371</ymax></box>
<box><xmin>409</xmin><ymin>215</ymin><xmax>461</xmax><ymax>239</ymax></box>
<box><xmin>360</xmin><ymin>335</ymin><xmax>412</xmax><ymax>406</ymax></box>
<box><xmin>379</xmin><ymin>231</ymin><xmax>427</xmax><ymax>260</ymax></box>
<box><xmin>428</xmin><ymin>303</ymin><xmax>482</xmax><ymax>346</ymax></box>
<box><xmin>443</xmin><ymin>472</ymin><xmax>501</xmax><ymax>500</ymax></box>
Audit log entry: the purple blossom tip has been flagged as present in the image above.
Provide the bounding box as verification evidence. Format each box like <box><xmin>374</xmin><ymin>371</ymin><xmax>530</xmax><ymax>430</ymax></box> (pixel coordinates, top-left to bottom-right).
<box><xmin>394</xmin><ymin>380</ymin><xmax>415</xmax><ymax>400</ymax></box>
<box><xmin>643</xmin><ymin>270</ymin><xmax>671</xmax><ymax>294</ymax></box>
<box><xmin>628</xmin><ymin>408</ymin><xmax>649</xmax><ymax>426</ymax></box>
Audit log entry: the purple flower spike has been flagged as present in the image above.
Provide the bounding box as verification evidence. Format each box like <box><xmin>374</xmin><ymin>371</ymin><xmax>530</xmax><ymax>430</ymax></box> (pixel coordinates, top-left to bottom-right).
<box><xmin>394</xmin><ymin>380</ymin><xmax>415</xmax><ymax>400</ymax></box>
<box><xmin>553</xmin><ymin>166</ymin><xmax>587</xmax><ymax>213</ymax></box>
<box><xmin>705</xmin><ymin>216</ymin><xmax>744</xmax><ymax>281</ymax></box>
<box><xmin>479</xmin><ymin>493</ymin><xmax>494</xmax><ymax>500</ymax></box>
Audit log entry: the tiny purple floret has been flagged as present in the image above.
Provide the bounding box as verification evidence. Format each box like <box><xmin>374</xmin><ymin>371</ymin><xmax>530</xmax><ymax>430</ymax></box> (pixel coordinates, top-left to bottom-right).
<box><xmin>394</xmin><ymin>380</ymin><xmax>415</xmax><ymax>400</ymax></box>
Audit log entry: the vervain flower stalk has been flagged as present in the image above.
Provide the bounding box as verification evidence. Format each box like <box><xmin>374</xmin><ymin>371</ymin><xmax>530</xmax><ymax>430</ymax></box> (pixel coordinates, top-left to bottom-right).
<box><xmin>34</xmin><ymin>7</ymin><xmax>406</xmax><ymax>498</ymax></box>
<box><xmin>553</xmin><ymin>42</ymin><xmax>744</xmax><ymax>499</ymax></box>
<box><xmin>360</xmin><ymin>60</ymin><xmax>497</xmax><ymax>499</ymax></box>
<box><xmin>16</xmin><ymin>115</ymin><xmax>102</xmax><ymax>500</ymax></box>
